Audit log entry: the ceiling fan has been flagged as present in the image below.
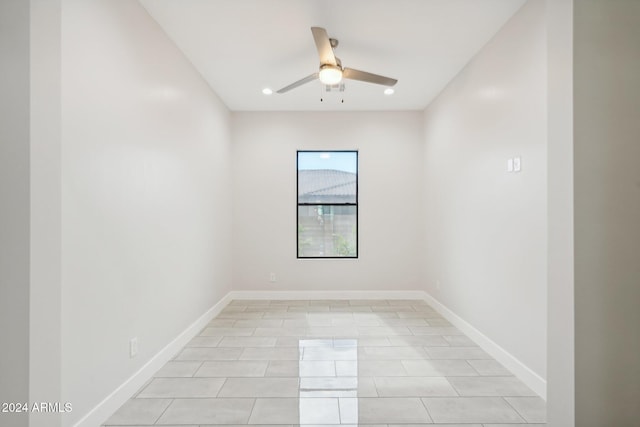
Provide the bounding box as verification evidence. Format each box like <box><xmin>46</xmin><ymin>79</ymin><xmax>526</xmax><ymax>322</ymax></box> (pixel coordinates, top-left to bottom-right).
<box><xmin>276</xmin><ymin>27</ymin><xmax>398</xmax><ymax>94</ymax></box>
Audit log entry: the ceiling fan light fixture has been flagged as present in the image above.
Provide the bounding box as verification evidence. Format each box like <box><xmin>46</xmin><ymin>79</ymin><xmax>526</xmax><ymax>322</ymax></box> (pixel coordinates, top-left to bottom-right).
<box><xmin>319</xmin><ymin>64</ymin><xmax>343</xmax><ymax>85</ymax></box>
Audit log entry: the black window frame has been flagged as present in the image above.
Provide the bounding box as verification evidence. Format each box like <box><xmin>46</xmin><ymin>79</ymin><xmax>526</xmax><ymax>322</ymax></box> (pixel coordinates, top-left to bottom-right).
<box><xmin>296</xmin><ymin>150</ymin><xmax>359</xmax><ymax>259</ymax></box>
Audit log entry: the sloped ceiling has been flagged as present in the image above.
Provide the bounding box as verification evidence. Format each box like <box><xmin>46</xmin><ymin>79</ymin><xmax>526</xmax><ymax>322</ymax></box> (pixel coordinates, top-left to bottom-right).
<box><xmin>139</xmin><ymin>0</ymin><xmax>526</xmax><ymax>111</ymax></box>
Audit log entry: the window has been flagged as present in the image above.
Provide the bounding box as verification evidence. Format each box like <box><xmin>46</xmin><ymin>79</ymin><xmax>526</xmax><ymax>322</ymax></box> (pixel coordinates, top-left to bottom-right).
<box><xmin>297</xmin><ymin>151</ymin><xmax>358</xmax><ymax>258</ymax></box>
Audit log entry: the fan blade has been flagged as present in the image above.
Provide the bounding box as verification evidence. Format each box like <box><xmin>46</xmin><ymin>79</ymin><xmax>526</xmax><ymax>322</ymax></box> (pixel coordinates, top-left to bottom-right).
<box><xmin>276</xmin><ymin>73</ymin><xmax>319</xmax><ymax>94</ymax></box>
<box><xmin>311</xmin><ymin>27</ymin><xmax>337</xmax><ymax>66</ymax></box>
<box><xmin>343</xmin><ymin>68</ymin><xmax>397</xmax><ymax>87</ymax></box>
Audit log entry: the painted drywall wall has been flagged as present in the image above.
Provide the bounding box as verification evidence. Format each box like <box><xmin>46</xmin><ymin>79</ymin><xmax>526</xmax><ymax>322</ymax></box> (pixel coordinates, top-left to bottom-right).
<box><xmin>60</xmin><ymin>1</ymin><xmax>232</xmax><ymax>425</ymax></box>
<box><xmin>574</xmin><ymin>1</ymin><xmax>640</xmax><ymax>425</ymax></box>
<box><xmin>0</xmin><ymin>1</ymin><xmax>31</xmax><ymax>426</ymax></box>
<box><xmin>545</xmin><ymin>0</ymin><xmax>574</xmax><ymax>425</ymax></box>
<box><xmin>231</xmin><ymin>112</ymin><xmax>425</xmax><ymax>291</ymax></box>
<box><xmin>30</xmin><ymin>1</ymin><xmax>63</xmax><ymax>426</ymax></box>
<box><xmin>422</xmin><ymin>0</ymin><xmax>547</xmax><ymax>381</ymax></box>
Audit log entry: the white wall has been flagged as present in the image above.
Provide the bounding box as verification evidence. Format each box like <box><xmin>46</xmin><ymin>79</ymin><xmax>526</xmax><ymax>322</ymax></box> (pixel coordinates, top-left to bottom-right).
<box><xmin>422</xmin><ymin>0</ymin><xmax>547</xmax><ymax>382</ymax></box>
<box><xmin>30</xmin><ymin>1</ymin><xmax>63</xmax><ymax>426</ymax></box>
<box><xmin>545</xmin><ymin>0</ymin><xmax>574</xmax><ymax>424</ymax></box>
<box><xmin>0</xmin><ymin>1</ymin><xmax>31</xmax><ymax>426</ymax></box>
<box><xmin>573</xmin><ymin>1</ymin><xmax>640</xmax><ymax>425</ymax></box>
<box><xmin>60</xmin><ymin>1</ymin><xmax>232</xmax><ymax>425</ymax></box>
<box><xmin>231</xmin><ymin>112</ymin><xmax>425</xmax><ymax>292</ymax></box>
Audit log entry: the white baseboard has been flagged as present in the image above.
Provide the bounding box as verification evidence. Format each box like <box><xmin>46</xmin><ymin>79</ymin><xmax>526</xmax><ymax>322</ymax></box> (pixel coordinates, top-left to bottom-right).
<box><xmin>74</xmin><ymin>292</ymin><xmax>233</xmax><ymax>427</ymax></box>
<box><xmin>422</xmin><ymin>291</ymin><xmax>547</xmax><ymax>400</ymax></box>
<box><xmin>227</xmin><ymin>289</ymin><xmax>427</xmax><ymax>300</ymax></box>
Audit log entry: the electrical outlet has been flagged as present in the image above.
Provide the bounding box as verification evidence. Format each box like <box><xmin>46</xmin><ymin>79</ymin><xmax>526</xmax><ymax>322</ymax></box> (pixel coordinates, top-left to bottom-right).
<box><xmin>269</xmin><ymin>272</ymin><xmax>276</xmax><ymax>283</ymax></box>
<box><xmin>129</xmin><ymin>337</ymin><xmax>138</xmax><ymax>358</ymax></box>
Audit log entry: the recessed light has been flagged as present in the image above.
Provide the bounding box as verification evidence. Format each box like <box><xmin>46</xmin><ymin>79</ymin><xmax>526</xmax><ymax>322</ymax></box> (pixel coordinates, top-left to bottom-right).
<box><xmin>262</xmin><ymin>88</ymin><xmax>273</xmax><ymax>95</ymax></box>
<box><xmin>384</xmin><ymin>88</ymin><xmax>394</xmax><ymax>95</ymax></box>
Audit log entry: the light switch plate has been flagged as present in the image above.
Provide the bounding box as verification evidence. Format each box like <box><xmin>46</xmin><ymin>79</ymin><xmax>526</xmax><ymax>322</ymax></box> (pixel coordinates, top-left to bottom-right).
<box><xmin>513</xmin><ymin>157</ymin><xmax>521</xmax><ymax>172</ymax></box>
<box><xmin>507</xmin><ymin>158</ymin><xmax>514</xmax><ymax>172</ymax></box>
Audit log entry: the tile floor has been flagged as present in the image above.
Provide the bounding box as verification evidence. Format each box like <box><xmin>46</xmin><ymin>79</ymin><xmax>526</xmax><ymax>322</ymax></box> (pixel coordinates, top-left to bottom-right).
<box><xmin>104</xmin><ymin>299</ymin><xmax>546</xmax><ymax>426</ymax></box>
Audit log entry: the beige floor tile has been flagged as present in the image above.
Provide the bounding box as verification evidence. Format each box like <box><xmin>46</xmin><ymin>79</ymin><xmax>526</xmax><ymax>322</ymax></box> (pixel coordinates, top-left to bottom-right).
<box><xmin>335</xmin><ymin>360</ymin><xmax>358</xmax><ymax>376</ymax></box>
<box><xmin>401</xmin><ymin>359</ymin><xmax>478</xmax><ymax>376</ymax></box>
<box><xmin>299</xmin><ymin>360</ymin><xmax>336</xmax><ymax>376</ymax></box>
<box><xmin>331</xmin><ymin>306</ymin><xmax>372</xmax><ymax>312</ymax></box>
<box><xmin>353</xmin><ymin>312</ymin><xmax>398</xmax><ymax>319</ymax></box>
<box><xmin>217</xmin><ymin>312</ymin><xmax>264</xmax><ymax>319</ymax></box>
<box><xmin>175</xmin><ymin>347</ymin><xmax>243</xmax><ymax>361</ymax></box>
<box><xmin>287</xmin><ymin>305</ymin><xmax>330</xmax><ymax>312</ymax></box>
<box><xmin>349</xmin><ymin>299</ymin><xmax>387</xmax><ymax>306</ymax></box>
<box><xmin>299</xmin><ymin>398</ymin><xmax>341</xmax><ymax>424</ymax></box>
<box><xmin>467</xmin><ymin>359</ymin><xmax>512</xmax><ymax>375</ymax></box>
<box><xmin>409</xmin><ymin>326</ymin><xmax>463</xmax><ymax>335</ymax></box>
<box><xmin>388</xmin><ymin>335</ymin><xmax>449</xmax><ymax>347</ymax></box>
<box><xmin>381</xmin><ymin>318</ymin><xmax>429</xmax><ymax>326</ymax></box>
<box><xmin>337</xmin><ymin>337</ymin><xmax>391</xmax><ymax>347</ymax></box>
<box><xmin>239</xmin><ymin>347</ymin><xmax>300</xmax><ymax>361</ymax></box>
<box><xmin>282</xmin><ymin>319</ymin><xmax>323</xmax><ymax>327</ymax></box>
<box><xmin>221</xmin><ymin>306</ymin><xmax>247</xmax><ymax>313</ymax></box>
<box><xmin>230</xmin><ymin>299</ymin><xmax>270</xmax><ymax>306</ymax></box>
<box><xmin>484</xmin><ymin>424</ymin><xmax>546</xmax><ymax>427</ymax></box>
<box><xmin>422</xmin><ymin>397</ymin><xmax>525</xmax><ymax>424</ymax></box>
<box><xmin>301</xmin><ymin>346</ymin><xmax>357</xmax><ymax>361</ymax></box>
<box><xmin>397</xmin><ymin>311</ymin><xmax>437</xmax><ymax>319</ymax></box>
<box><xmin>425</xmin><ymin>318</ymin><xmax>453</xmax><ymax>326</ymax></box>
<box><xmin>299</xmin><ymin>338</ymin><xmax>335</xmax><ymax>347</ymax></box>
<box><xmin>253</xmin><ymin>327</ymin><xmax>307</xmax><ymax>337</ymax></box>
<box><xmin>218</xmin><ymin>377</ymin><xmax>299</xmax><ymax>397</ymax></box>
<box><xmin>443</xmin><ymin>335</ymin><xmax>478</xmax><ymax>346</ymax></box>
<box><xmin>374</xmin><ymin>377</ymin><xmax>458</xmax><ymax>397</ymax></box>
<box><xmin>425</xmin><ymin>346</ymin><xmax>491</xmax><ymax>360</ymax></box>
<box><xmin>218</xmin><ymin>337</ymin><xmax>277</xmax><ymax>347</ymax></box>
<box><xmin>357</xmin><ymin>397</ymin><xmax>432</xmax><ymax>423</ymax></box>
<box><xmin>104</xmin><ymin>398</ymin><xmax>171</xmax><ymax>425</ymax></box>
<box><xmin>261</xmin><ymin>312</ymin><xmax>307</xmax><ymax>319</ymax></box>
<box><xmin>358</xmin><ymin>326</ymin><xmax>412</xmax><ymax>336</ymax></box>
<box><xmin>200</xmin><ymin>327</ymin><xmax>255</xmax><ymax>337</ymax></box>
<box><xmin>154</xmin><ymin>361</ymin><xmax>202</xmax><ymax>377</ymax></box>
<box><xmin>186</xmin><ymin>336</ymin><xmax>223</xmax><ymax>347</ymax></box>
<box><xmin>371</xmin><ymin>305</ymin><xmax>415</xmax><ymax>312</ymax></box>
<box><xmin>359</xmin><ymin>346</ymin><xmax>428</xmax><ymax>360</ymax></box>
<box><xmin>390</xmin><ymin>425</ymin><xmax>481</xmax><ymax>427</ymax></box>
<box><xmin>307</xmin><ymin>326</ymin><xmax>360</xmax><ymax>337</ymax></box>
<box><xmin>248</xmin><ymin>398</ymin><xmax>299</xmax><ymax>424</ymax></box>
<box><xmin>336</xmin><ymin>317</ymin><xmax>380</xmax><ymax>326</ymax></box>
<box><xmin>355</xmin><ymin>360</ymin><xmax>408</xmax><ymax>376</ymax></box>
<box><xmin>194</xmin><ymin>360</ymin><xmax>268</xmax><ymax>377</ymax></box>
<box><xmin>505</xmin><ymin>396</ymin><xmax>547</xmax><ymax>423</ymax></box>
<box><xmin>206</xmin><ymin>319</ymin><xmax>236</xmax><ymax>327</ymax></box>
<box><xmin>265</xmin><ymin>360</ymin><xmax>299</xmax><ymax>377</ymax></box>
<box><xmin>105</xmin><ymin>299</ymin><xmax>545</xmax><ymax>427</ymax></box>
<box><xmin>107</xmin><ymin>425</ymin><xmax>196</xmax><ymax>427</ymax></box>
<box><xmin>448</xmin><ymin>376</ymin><xmax>537</xmax><ymax>396</ymax></box>
<box><xmin>156</xmin><ymin>398</ymin><xmax>254</xmax><ymax>424</ymax></box>
<box><xmin>138</xmin><ymin>378</ymin><xmax>225</xmax><ymax>398</ymax></box>
<box><xmin>357</xmin><ymin>376</ymin><xmax>379</xmax><ymax>397</ymax></box>
<box><xmin>233</xmin><ymin>319</ymin><xmax>284</xmax><ymax>328</ymax></box>
<box><xmin>300</xmin><ymin>376</ymin><xmax>357</xmax><ymax>391</ymax></box>
<box><xmin>338</xmin><ymin>397</ymin><xmax>358</xmax><ymax>423</ymax></box>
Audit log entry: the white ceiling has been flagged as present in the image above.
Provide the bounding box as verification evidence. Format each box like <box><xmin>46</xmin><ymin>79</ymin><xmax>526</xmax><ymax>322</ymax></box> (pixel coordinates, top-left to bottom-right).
<box><xmin>139</xmin><ymin>0</ymin><xmax>526</xmax><ymax>111</ymax></box>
